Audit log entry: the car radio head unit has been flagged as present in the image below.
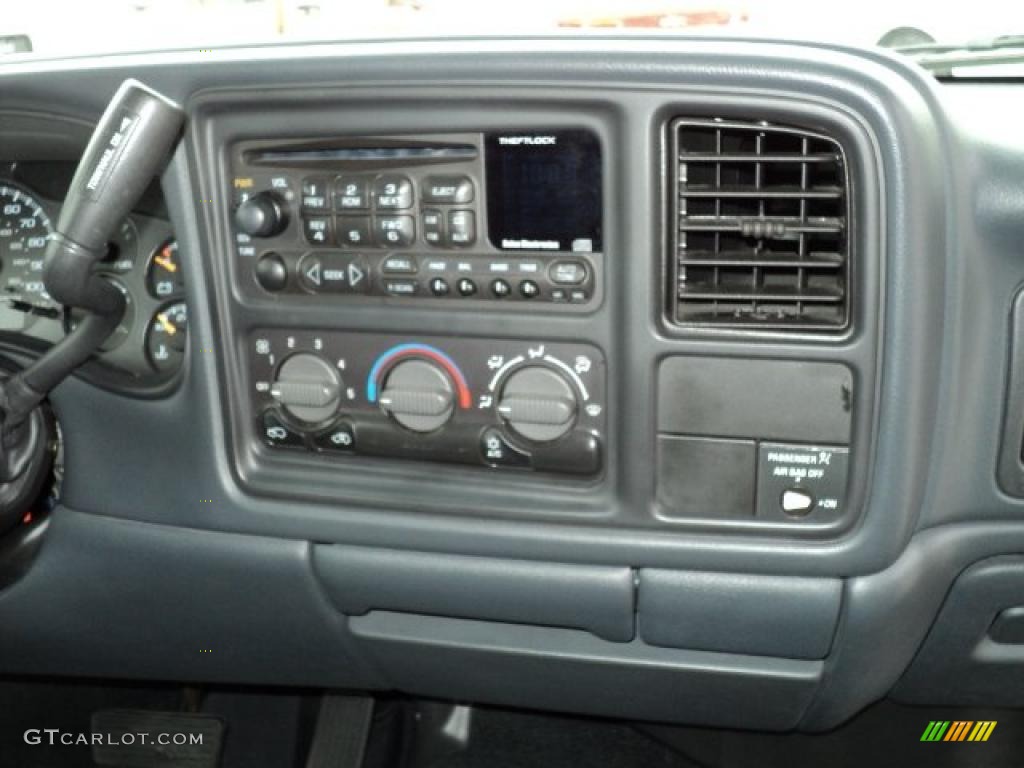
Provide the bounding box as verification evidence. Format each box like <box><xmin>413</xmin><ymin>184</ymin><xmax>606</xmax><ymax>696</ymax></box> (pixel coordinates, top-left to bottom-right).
<box><xmin>227</xmin><ymin>129</ymin><xmax>603</xmax><ymax>308</ymax></box>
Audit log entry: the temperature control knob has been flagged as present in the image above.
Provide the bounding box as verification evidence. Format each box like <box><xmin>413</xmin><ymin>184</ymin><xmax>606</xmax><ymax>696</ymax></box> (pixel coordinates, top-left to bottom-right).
<box><xmin>235</xmin><ymin>192</ymin><xmax>288</xmax><ymax>238</ymax></box>
<box><xmin>379</xmin><ymin>359</ymin><xmax>455</xmax><ymax>433</ymax></box>
<box><xmin>271</xmin><ymin>353</ymin><xmax>341</xmax><ymax>425</ymax></box>
<box><xmin>497</xmin><ymin>366</ymin><xmax>577</xmax><ymax>443</ymax></box>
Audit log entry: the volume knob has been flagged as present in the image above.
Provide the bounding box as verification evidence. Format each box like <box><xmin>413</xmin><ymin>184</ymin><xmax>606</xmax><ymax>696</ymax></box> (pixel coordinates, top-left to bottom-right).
<box><xmin>235</xmin><ymin>192</ymin><xmax>288</xmax><ymax>237</ymax></box>
<box><xmin>271</xmin><ymin>353</ymin><xmax>341</xmax><ymax>425</ymax></box>
<box><xmin>497</xmin><ymin>366</ymin><xmax>577</xmax><ymax>443</ymax></box>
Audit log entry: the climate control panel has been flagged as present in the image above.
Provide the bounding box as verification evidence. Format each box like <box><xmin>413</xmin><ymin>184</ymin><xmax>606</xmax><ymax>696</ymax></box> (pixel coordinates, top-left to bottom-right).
<box><xmin>249</xmin><ymin>331</ymin><xmax>606</xmax><ymax>475</ymax></box>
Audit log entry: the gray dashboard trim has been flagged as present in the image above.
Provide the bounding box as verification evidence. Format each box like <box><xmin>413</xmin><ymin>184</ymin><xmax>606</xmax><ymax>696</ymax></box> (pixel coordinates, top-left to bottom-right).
<box><xmin>0</xmin><ymin>38</ymin><xmax>952</xmax><ymax>578</ymax></box>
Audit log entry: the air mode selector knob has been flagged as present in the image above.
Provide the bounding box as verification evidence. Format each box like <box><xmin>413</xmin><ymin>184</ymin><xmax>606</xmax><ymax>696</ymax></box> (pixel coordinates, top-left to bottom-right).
<box><xmin>497</xmin><ymin>366</ymin><xmax>577</xmax><ymax>443</ymax></box>
<box><xmin>235</xmin><ymin>192</ymin><xmax>288</xmax><ymax>237</ymax></box>
<box><xmin>379</xmin><ymin>359</ymin><xmax>455</xmax><ymax>433</ymax></box>
<box><xmin>271</xmin><ymin>353</ymin><xmax>341</xmax><ymax>425</ymax></box>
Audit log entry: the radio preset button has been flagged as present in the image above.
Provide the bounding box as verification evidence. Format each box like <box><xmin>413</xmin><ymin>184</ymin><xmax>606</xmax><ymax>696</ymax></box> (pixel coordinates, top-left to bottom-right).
<box><xmin>382</xmin><ymin>256</ymin><xmax>417</xmax><ymax>274</ymax></box>
<box><xmin>373</xmin><ymin>175</ymin><xmax>413</xmax><ymax>209</ymax></box>
<box><xmin>303</xmin><ymin>215</ymin><xmax>332</xmax><ymax>246</ymax></box>
<box><xmin>384</xmin><ymin>279</ymin><xmax>418</xmax><ymax>296</ymax></box>
<box><xmin>336</xmin><ymin>216</ymin><xmax>371</xmax><ymax>247</ymax></box>
<box><xmin>374</xmin><ymin>215</ymin><xmax>415</xmax><ymax>247</ymax></box>
<box><xmin>519</xmin><ymin>280</ymin><xmax>540</xmax><ymax>299</ymax></box>
<box><xmin>255</xmin><ymin>252</ymin><xmax>289</xmax><ymax>293</ymax></box>
<box><xmin>423</xmin><ymin>175</ymin><xmax>474</xmax><ymax>204</ymax></box>
<box><xmin>457</xmin><ymin>278</ymin><xmax>477</xmax><ymax>297</ymax></box>
<box><xmin>301</xmin><ymin>177</ymin><xmax>330</xmax><ymax>211</ymax></box>
<box><xmin>550</xmin><ymin>260</ymin><xmax>588</xmax><ymax>285</ymax></box>
<box><xmin>335</xmin><ymin>177</ymin><xmax>369</xmax><ymax>211</ymax></box>
<box><xmin>448</xmin><ymin>210</ymin><xmax>476</xmax><ymax>246</ymax></box>
<box><xmin>490</xmin><ymin>278</ymin><xmax>511</xmax><ymax>298</ymax></box>
<box><xmin>423</xmin><ymin>209</ymin><xmax>444</xmax><ymax>245</ymax></box>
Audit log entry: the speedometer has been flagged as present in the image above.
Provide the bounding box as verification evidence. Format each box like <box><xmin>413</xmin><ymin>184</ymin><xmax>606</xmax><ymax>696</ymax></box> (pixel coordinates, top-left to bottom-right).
<box><xmin>0</xmin><ymin>184</ymin><xmax>55</xmax><ymax>311</ymax></box>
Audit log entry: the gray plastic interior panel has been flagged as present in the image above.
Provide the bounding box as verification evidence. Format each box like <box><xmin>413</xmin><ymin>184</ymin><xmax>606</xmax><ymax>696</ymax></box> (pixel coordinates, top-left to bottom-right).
<box><xmin>656</xmin><ymin>436</ymin><xmax>756</xmax><ymax>519</ymax></box>
<box><xmin>637</xmin><ymin>569</ymin><xmax>841</xmax><ymax>660</ymax></box>
<box><xmin>348</xmin><ymin>611</ymin><xmax>822</xmax><ymax>731</ymax></box>
<box><xmin>0</xmin><ymin>508</ymin><xmax>381</xmax><ymax>689</ymax></box>
<box><xmin>801</xmin><ymin>525</ymin><xmax>1024</xmax><ymax>731</ymax></box>
<box><xmin>313</xmin><ymin>545</ymin><xmax>635</xmax><ymax>642</ymax></box>
<box><xmin>997</xmin><ymin>290</ymin><xmax>1024</xmax><ymax>496</ymax></box>
<box><xmin>892</xmin><ymin>555</ymin><xmax>1024</xmax><ymax>707</ymax></box>
<box><xmin>658</xmin><ymin>357</ymin><xmax>853</xmax><ymax>444</ymax></box>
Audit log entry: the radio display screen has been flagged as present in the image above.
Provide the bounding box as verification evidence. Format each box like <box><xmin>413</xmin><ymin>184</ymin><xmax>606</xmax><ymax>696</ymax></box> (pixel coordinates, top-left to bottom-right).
<box><xmin>485</xmin><ymin>129</ymin><xmax>602</xmax><ymax>253</ymax></box>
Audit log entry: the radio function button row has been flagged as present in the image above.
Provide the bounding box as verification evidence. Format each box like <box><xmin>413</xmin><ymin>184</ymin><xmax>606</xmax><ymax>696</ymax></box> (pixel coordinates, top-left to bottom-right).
<box><xmin>490</xmin><ymin>278</ymin><xmax>511</xmax><ymax>298</ymax></box>
<box><xmin>303</xmin><ymin>215</ymin><xmax>332</xmax><ymax>246</ymax></box>
<box><xmin>384</xmin><ymin>279</ymin><xmax>418</xmax><ymax>296</ymax></box>
<box><xmin>519</xmin><ymin>280</ymin><xmax>540</xmax><ymax>299</ymax></box>
<box><xmin>423</xmin><ymin>209</ymin><xmax>444</xmax><ymax>245</ymax></box>
<box><xmin>374</xmin><ymin>215</ymin><xmax>416</xmax><ymax>247</ymax></box>
<box><xmin>382</xmin><ymin>255</ymin><xmax>418</xmax><ymax>274</ymax></box>
<box><xmin>481</xmin><ymin>428</ymin><xmax>531</xmax><ymax>468</ymax></box>
<box><xmin>457</xmin><ymin>278</ymin><xmax>477</xmax><ymax>297</ymax></box>
<box><xmin>314</xmin><ymin>422</ymin><xmax>356</xmax><ymax>453</ymax></box>
<box><xmin>335</xmin><ymin>177</ymin><xmax>369</xmax><ymax>211</ymax></box>
<box><xmin>430</xmin><ymin>277</ymin><xmax>450</xmax><ymax>296</ymax></box>
<box><xmin>422</xmin><ymin>175</ymin><xmax>474</xmax><ymax>204</ymax></box>
<box><xmin>301</xmin><ymin>177</ymin><xmax>330</xmax><ymax>211</ymax></box>
<box><xmin>550</xmin><ymin>260</ymin><xmax>588</xmax><ymax>285</ymax></box>
<box><xmin>261</xmin><ymin>410</ymin><xmax>306</xmax><ymax>449</ymax></box>
<box><xmin>336</xmin><ymin>216</ymin><xmax>371</xmax><ymax>247</ymax></box>
<box><xmin>255</xmin><ymin>252</ymin><xmax>288</xmax><ymax>293</ymax></box>
<box><xmin>297</xmin><ymin>253</ymin><xmax>369</xmax><ymax>294</ymax></box>
<box><xmin>448</xmin><ymin>210</ymin><xmax>476</xmax><ymax>246</ymax></box>
<box><xmin>373</xmin><ymin>175</ymin><xmax>413</xmax><ymax>209</ymax></box>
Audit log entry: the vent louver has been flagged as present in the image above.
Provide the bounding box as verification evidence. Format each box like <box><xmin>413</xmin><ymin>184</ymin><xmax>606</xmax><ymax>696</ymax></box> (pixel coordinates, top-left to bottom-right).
<box><xmin>670</xmin><ymin>119</ymin><xmax>850</xmax><ymax>330</ymax></box>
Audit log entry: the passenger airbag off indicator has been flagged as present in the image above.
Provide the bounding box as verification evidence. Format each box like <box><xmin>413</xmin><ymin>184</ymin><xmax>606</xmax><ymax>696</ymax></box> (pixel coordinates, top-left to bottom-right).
<box><xmin>756</xmin><ymin>442</ymin><xmax>850</xmax><ymax>522</ymax></box>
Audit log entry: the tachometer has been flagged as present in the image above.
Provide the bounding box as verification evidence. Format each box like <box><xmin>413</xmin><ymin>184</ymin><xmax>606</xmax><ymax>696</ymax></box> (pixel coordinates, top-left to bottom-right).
<box><xmin>0</xmin><ymin>184</ymin><xmax>55</xmax><ymax>311</ymax></box>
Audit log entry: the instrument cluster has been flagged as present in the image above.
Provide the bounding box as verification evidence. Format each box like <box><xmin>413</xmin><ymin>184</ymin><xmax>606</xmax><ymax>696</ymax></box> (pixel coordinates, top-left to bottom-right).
<box><xmin>0</xmin><ymin>166</ymin><xmax>186</xmax><ymax>384</ymax></box>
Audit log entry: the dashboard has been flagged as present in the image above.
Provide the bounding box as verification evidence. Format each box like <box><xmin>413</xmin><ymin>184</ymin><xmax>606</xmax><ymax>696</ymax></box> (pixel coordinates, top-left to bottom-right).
<box><xmin>0</xmin><ymin>37</ymin><xmax>1022</xmax><ymax>734</ymax></box>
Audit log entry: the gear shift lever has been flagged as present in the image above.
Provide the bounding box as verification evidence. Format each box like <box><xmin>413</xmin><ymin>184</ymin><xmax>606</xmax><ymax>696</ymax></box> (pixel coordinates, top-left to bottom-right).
<box><xmin>0</xmin><ymin>80</ymin><xmax>185</xmax><ymax>531</ymax></box>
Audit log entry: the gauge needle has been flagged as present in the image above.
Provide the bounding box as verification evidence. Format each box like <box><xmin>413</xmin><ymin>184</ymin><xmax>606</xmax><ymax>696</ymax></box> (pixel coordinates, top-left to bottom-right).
<box><xmin>154</xmin><ymin>253</ymin><xmax>177</xmax><ymax>273</ymax></box>
<box><xmin>156</xmin><ymin>313</ymin><xmax>177</xmax><ymax>336</ymax></box>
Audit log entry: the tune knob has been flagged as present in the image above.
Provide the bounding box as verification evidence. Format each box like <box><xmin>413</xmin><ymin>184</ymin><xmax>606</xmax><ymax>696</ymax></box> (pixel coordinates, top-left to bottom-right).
<box><xmin>497</xmin><ymin>366</ymin><xmax>577</xmax><ymax>443</ymax></box>
<box><xmin>235</xmin><ymin>192</ymin><xmax>288</xmax><ymax>237</ymax></box>
<box><xmin>271</xmin><ymin>353</ymin><xmax>341</xmax><ymax>425</ymax></box>
<box><xmin>379</xmin><ymin>359</ymin><xmax>455</xmax><ymax>433</ymax></box>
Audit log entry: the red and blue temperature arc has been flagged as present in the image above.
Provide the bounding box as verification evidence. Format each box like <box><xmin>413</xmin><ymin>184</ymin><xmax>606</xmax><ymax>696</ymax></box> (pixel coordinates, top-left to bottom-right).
<box><xmin>366</xmin><ymin>343</ymin><xmax>472</xmax><ymax>409</ymax></box>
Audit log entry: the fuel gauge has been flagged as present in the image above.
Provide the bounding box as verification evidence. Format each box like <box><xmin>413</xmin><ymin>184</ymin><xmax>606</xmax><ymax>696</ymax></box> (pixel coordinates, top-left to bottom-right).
<box><xmin>145</xmin><ymin>301</ymin><xmax>188</xmax><ymax>374</ymax></box>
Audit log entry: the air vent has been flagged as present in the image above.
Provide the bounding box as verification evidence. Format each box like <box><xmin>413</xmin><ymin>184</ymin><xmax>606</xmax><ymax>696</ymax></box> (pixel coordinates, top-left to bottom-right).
<box><xmin>670</xmin><ymin>118</ymin><xmax>850</xmax><ymax>330</ymax></box>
